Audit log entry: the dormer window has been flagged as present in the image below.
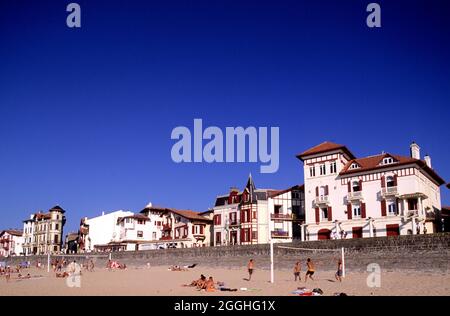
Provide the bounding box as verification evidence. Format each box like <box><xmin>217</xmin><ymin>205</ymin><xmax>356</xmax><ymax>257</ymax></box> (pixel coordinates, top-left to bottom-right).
<box><xmin>350</xmin><ymin>163</ymin><xmax>359</xmax><ymax>170</ymax></box>
<box><xmin>382</xmin><ymin>157</ymin><xmax>394</xmax><ymax>165</ymax></box>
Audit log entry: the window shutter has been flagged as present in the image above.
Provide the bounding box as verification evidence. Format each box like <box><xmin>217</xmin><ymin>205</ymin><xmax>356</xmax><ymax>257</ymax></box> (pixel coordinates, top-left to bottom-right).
<box><xmin>393</xmin><ymin>174</ymin><xmax>398</xmax><ymax>186</ymax></box>
<box><xmin>328</xmin><ymin>206</ymin><xmax>332</xmax><ymax>221</ymax></box>
<box><xmin>381</xmin><ymin>200</ymin><xmax>387</xmax><ymax>216</ymax></box>
<box><xmin>325</xmin><ymin>185</ymin><xmax>329</xmax><ymax>196</ymax></box>
<box><xmin>361</xmin><ymin>203</ymin><xmax>366</xmax><ymax>218</ymax></box>
<box><xmin>347</xmin><ymin>203</ymin><xmax>352</xmax><ymax>220</ymax></box>
<box><xmin>347</xmin><ymin>182</ymin><xmax>351</xmax><ymax>192</ymax></box>
<box><xmin>192</xmin><ymin>225</ymin><xmax>195</xmax><ymax>234</ymax></box>
<box><xmin>381</xmin><ymin>176</ymin><xmax>386</xmax><ymax>188</ymax></box>
<box><xmin>315</xmin><ymin>186</ymin><xmax>319</xmax><ymax>197</ymax></box>
<box><xmin>200</xmin><ymin>225</ymin><xmax>204</xmax><ymax>234</ymax></box>
<box><xmin>359</xmin><ymin>179</ymin><xmax>363</xmax><ymax>191</ymax></box>
<box><xmin>315</xmin><ymin>207</ymin><xmax>320</xmax><ymax>224</ymax></box>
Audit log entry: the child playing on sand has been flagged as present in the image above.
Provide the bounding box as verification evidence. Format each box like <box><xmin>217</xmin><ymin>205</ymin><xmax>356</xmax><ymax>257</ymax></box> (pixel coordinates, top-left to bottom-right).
<box><xmin>294</xmin><ymin>261</ymin><xmax>301</xmax><ymax>281</ymax></box>
<box><xmin>247</xmin><ymin>259</ymin><xmax>254</xmax><ymax>281</ymax></box>
<box><xmin>305</xmin><ymin>258</ymin><xmax>315</xmax><ymax>282</ymax></box>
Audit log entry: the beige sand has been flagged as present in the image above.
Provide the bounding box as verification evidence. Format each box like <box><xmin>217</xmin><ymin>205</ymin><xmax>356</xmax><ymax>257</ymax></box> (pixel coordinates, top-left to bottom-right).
<box><xmin>1</xmin><ymin>266</ymin><xmax>449</xmax><ymax>296</ymax></box>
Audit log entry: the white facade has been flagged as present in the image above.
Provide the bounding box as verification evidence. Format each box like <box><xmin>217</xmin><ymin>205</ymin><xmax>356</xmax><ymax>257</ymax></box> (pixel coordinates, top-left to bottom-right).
<box><xmin>298</xmin><ymin>142</ymin><xmax>445</xmax><ymax>241</ymax></box>
<box><xmin>0</xmin><ymin>230</ymin><xmax>24</xmax><ymax>257</ymax></box>
<box><xmin>84</xmin><ymin>210</ymin><xmax>133</xmax><ymax>251</ymax></box>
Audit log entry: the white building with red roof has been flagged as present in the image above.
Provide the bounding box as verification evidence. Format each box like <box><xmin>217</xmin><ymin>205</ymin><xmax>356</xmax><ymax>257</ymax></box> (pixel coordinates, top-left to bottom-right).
<box><xmin>297</xmin><ymin>141</ymin><xmax>445</xmax><ymax>240</ymax></box>
<box><xmin>139</xmin><ymin>206</ymin><xmax>213</xmax><ymax>249</ymax></box>
<box><xmin>0</xmin><ymin>229</ymin><xmax>24</xmax><ymax>257</ymax></box>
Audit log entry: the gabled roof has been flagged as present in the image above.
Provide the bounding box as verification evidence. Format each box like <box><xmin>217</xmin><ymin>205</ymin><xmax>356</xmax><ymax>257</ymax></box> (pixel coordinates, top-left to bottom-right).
<box><xmin>170</xmin><ymin>209</ymin><xmax>212</xmax><ymax>222</ymax></box>
<box><xmin>297</xmin><ymin>141</ymin><xmax>356</xmax><ymax>160</ymax></box>
<box><xmin>268</xmin><ymin>184</ymin><xmax>304</xmax><ymax>198</ymax></box>
<box><xmin>340</xmin><ymin>153</ymin><xmax>445</xmax><ymax>185</ymax></box>
<box><xmin>0</xmin><ymin>229</ymin><xmax>23</xmax><ymax>237</ymax></box>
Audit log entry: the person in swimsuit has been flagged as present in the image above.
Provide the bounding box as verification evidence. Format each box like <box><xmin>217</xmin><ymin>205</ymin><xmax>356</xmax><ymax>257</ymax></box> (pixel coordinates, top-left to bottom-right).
<box><xmin>305</xmin><ymin>258</ymin><xmax>315</xmax><ymax>282</ymax></box>
<box><xmin>293</xmin><ymin>261</ymin><xmax>301</xmax><ymax>281</ymax></box>
<box><xmin>335</xmin><ymin>259</ymin><xmax>343</xmax><ymax>282</ymax></box>
<box><xmin>247</xmin><ymin>259</ymin><xmax>254</xmax><ymax>281</ymax></box>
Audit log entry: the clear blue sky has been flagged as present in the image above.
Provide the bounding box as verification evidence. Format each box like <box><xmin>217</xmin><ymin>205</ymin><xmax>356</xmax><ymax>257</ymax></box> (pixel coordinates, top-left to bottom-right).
<box><xmin>1</xmin><ymin>0</ymin><xmax>449</xmax><ymax>234</ymax></box>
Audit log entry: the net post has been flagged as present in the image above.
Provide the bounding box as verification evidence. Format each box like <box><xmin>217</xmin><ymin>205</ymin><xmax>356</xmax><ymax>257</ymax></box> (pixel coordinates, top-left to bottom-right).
<box><xmin>270</xmin><ymin>239</ymin><xmax>274</xmax><ymax>284</ymax></box>
<box><xmin>341</xmin><ymin>247</ymin><xmax>345</xmax><ymax>277</ymax></box>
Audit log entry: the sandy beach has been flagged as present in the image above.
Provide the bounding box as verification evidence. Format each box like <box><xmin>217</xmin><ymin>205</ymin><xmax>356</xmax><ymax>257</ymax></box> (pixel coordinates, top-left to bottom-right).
<box><xmin>1</xmin><ymin>265</ymin><xmax>449</xmax><ymax>296</ymax></box>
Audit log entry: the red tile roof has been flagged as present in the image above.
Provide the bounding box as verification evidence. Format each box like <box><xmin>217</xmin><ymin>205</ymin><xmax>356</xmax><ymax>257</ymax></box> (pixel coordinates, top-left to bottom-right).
<box><xmin>0</xmin><ymin>229</ymin><xmax>23</xmax><ymax>237</ymax></box>
<box><xmin>339</xmin><ymin>153</ymin><xmax>445</xmax><ymax>185</ymax></box>
<box><xmin>170</xmin><ymin>209</ymin><xmax>212</xmax><ymax>222</ymax></box>
<box><xmin>297</xmin><ymin>141</ymin><xmax>355</xmax><ymax>160</ymax></box>
<box><xmin>268</xmin><ymin>184</ymin><xmax>304</xmax><ymax>198</ymax></box>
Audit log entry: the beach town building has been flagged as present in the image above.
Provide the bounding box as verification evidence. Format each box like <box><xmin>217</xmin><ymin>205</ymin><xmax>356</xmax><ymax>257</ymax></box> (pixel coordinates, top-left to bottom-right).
<box><xmin>22</xmin><ymin>206</ymin><xmax>66</xmax><ymax>255</ymax></box>
<box><xmin>80</xmin><ymin>210</ymin><xmax>134</xmax><ymax>252</ymax></box>
<box><xmin>268</xmin><ymin>185</ymin><xmax>305</xmax><ymax>242</ymax></box>
<box><xmin>139</xmin><ymin>207</ymin><xmax>213</xmax><ymax>249</ymax></box>
<box><xmin>0</xmin><ymin>230</ymin><xmax>24</xmax><ymax>257</ymax></box>
<box><xmin>297</xmin><ymin>141</ymin><xmax>445</xmax><ymax>240</ymax></box>
<box><xmin>212</xmin><ymin>175</ymin><xmax>304</xmax><ymax>246</ymax></box>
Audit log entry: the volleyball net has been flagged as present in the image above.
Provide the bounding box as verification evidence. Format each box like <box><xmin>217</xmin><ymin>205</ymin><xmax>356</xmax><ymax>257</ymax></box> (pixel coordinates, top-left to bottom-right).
<box><xmin>269</xmin><ymin>241</ymin><xmax>345</xmax><ymax>283</ymax></box>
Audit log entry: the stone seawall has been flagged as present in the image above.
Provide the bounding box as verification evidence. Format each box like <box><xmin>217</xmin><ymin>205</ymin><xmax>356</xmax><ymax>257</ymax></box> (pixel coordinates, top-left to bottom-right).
<box><xmin>4</xmin><ymin>233</ymin><xmax>450</xmax><ymax>272</ymax></box>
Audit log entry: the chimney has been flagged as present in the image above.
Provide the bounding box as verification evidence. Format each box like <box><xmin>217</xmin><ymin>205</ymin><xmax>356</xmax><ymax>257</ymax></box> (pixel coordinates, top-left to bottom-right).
<box><xmin>424</xmin><ymin>154</ymin><xmax>432</xmax><ymax>168</ymax></box>
<box><xmin>102</xmin><ymin>211</ymin><xmax>105</xmax><ymax>216</ymax></box>
<box><xmin>410</xmin><ymin>142</ymin><xmax>420</xmax><ymax>160</ymax></box>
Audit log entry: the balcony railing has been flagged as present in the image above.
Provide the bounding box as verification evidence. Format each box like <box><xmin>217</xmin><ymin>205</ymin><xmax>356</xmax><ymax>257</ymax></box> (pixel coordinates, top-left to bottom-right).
<box><xmin>271</xmin><ymin>213</ymin><xmax>293</xmax><ymax>220</ymax></box>
<box><xmin>271</xmin><ymin>230</ymin><xmax>289</xmax><ymax>238</ymax></box>
<box><xmin>347</xmin><ymin>191</ymin><xmax>363</xmax><ymax>201</ymax></box>
<box><xmin>381</xmin><ymin>186</ymin><xmax>398</xmax><ymax>197</ymax></box>
<box><xmin>228</xmin><ymin>221</ymin><xmax>239</xmax><ymax>226</ymax></box>
<box><xmin>162</xmin><ymin>224</ymin><xmax>172</xmax><ymax>231</ymax></box>
<box><xmin>314</xmin><ymin>195</ymin><xmax>329</xmax><ymax>205</ymax></box>
<box><xmin>407</xmin><ymin>210</ymin><xmax>418</xmax><ymax>217</ymax></box>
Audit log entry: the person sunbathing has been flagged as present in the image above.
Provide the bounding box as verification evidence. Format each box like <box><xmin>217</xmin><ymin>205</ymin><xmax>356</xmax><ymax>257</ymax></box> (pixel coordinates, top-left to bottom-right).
<box><xmin>204</xmin><ymin>276</ymin><xmax>215</xmax><ymax>292</ymax></box>
<box><xmin>56</xmin><ymin>272</ymin><xmax>69</xmax><ymax>278</ymax></box>
<box><xmin>184</xmin><ymin>274</ymin><xmax>206</xmax><ymax>287</ymax></box>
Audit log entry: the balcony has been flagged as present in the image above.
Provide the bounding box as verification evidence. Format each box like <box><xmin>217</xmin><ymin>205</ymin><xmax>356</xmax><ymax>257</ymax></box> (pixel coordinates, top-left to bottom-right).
<box><xmin>271</xmin><ymin>231</ymin><xmax>289</xmax><ymax>238</ymax></box>
<box><xmin>160</xmin><ymin>236</ymin><xmax>173</xmax><ymax>241</ymax></box>
<box><xmin>381</xmin><ymin>186</ymin><xmax>399</xmax><ymax>198</ymax></box>
<box><xmin>228</xmin><ymin>221</ymin><xmax>239</xmax><ymax>227</ymax></box>
<box><xmin>270</xmin><ymin>213</ymin><xmax>293</xmax><ymax>221</ymax></box>
<box><xmin>193</xmin><ymin>233</ymin><xmax>205</xmax><ymax>240</ymax></box>
<box><xmin>314</xmin><ymin>195</ymin><xmax>329</xmax><ymax>206</ymax></box>
<box><xmin>162</xmin><ymin>224</ymin><xmax>172</xmax><ymax>231</ymax></box>
<box><xmin>406</xmin><ymin>210</ymin><xmax>418</xmax><ymax>217</ymax></box>
<box><xmin>347</xmin><ymin>191</ymin><xmax>363</xmax><ymax>201</ymax></box>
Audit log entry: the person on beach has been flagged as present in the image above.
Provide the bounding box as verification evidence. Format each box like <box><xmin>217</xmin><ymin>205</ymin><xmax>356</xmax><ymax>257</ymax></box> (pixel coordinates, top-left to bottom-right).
<box><xmin>294</xmin><ymin>261</ymin><xmax>301</xmax><ymax>281</ymax></box>
<box><xmin>247</xmin><ymin>259</ymin><xmax>254</xmax><ymax>281</ymax></box>
<box><xmin>305</xmin><ymin>258</ymin><xmax>315</xmax><ymax>282</ymax></box>
<box><xmin>335</xmin><ymin>259</ymin><xmax>343</xmax><ymax>282</ymax></box>
<box><xmin>204</xmin><ymin>276</ymin><xmax>215</xmax><ymax>292</ymax></box>
<box><xmin>185</xmin><ymin>274</ymin><xmax>206</xmax><ymax>287</ymax></box>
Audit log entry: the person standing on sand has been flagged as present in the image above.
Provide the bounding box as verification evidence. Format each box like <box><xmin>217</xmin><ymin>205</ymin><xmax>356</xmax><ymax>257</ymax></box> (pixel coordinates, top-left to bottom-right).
<box><xmin>247</xmin><ymin>259</ymin><xmax>254</xmax><ymax>281</ymax></box>
<box><xmin>293</xmin><ymin>261</ymin><xmax>301</xmax><ymax>281</ymax></box>
<box><xmin>305</xmin><ymin>258</ymin><xmax>315</xmax><ymax>282</ymax></box>
<box><xmin>335</xmin><ymin>259</ymin><xmax>343</xmax><ymax>282</ymax></box>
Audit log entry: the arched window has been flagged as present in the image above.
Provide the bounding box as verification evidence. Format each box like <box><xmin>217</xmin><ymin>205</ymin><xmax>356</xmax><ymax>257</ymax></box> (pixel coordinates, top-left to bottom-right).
<box><xmin>352</xmin><ymin>181</ymin><xmax>360</xmax><ymax>192</ymax></box>
<box><xmin>386</xmin><ymin>176</ymin><xmax>395</xmax><ymax>187</ymax></box>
